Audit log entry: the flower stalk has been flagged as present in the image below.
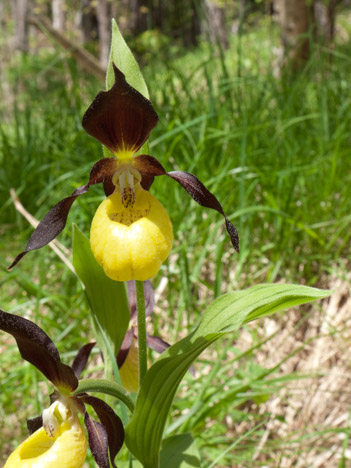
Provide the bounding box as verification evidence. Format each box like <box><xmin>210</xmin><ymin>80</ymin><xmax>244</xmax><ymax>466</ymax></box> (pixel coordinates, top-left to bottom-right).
<box><xmin>136</xmin><ymin>280</ymin><xmax>148</xmax><ymax>385</ymax></box>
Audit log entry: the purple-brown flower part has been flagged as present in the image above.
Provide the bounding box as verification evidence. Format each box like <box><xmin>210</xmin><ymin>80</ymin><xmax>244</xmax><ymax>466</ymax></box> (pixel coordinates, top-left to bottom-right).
<box><xmin>9</xmin><ymin>157</ymin><xmax>117</xmax><ymax>269</ymax></box>
<box><xmin>134</xmin><ymin>155</ymin><xmax>240</xmax><ymax>252</ymax></box>
<box><xmin>80</xmin><ymin>393</ymin><xmax>124</xmax><ymax>468</ymax></box>
<box><xmin>72</xmin><ymin>342</ymin><xmax>96</xmax><ymax>379</ymax></box>
<box><xmin>82</xmin><ymin>64</ymin><xmax>159</xmax><ymax>154</ymax></box>
<box><xmin>0</xmin><ymin>309</ymin><xmax>78</xmax><ymax>392</ymax></box>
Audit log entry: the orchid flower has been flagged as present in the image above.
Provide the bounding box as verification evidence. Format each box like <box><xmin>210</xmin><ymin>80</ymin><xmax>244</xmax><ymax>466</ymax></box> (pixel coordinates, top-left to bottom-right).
<box><xmin>0</xmin><ymin>309</ymin><xmax>124</xmax><ymax>468</ymax></box>
<box><xmin>9</xmin><ymin>64</ymin><xmax>239</xmax><ymax>281</ymax></box>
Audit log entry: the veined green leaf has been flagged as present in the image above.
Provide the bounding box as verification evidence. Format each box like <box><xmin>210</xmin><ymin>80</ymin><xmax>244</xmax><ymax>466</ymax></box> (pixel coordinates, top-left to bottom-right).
<box><xmin>160</xmin><ymin>433</ymin><xmax>201</xmax><ymax>467</ymax></box>
<box><xmin>125</xmin><ymin>284</ymin><xmax>330</xmax><ymax>467</ymax></box>
<box><xmin>72</xmin><ymin>224</ymin><xmax>130</xmax><ymax>360</ymax></box>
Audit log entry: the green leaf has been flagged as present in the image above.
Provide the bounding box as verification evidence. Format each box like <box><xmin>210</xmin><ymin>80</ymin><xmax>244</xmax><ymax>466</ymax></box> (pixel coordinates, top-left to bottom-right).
<box><xmin>125</xmin><ymin>284</ymin><xmax>330</xmax><ymax>467</ymax></box>
<box><xmin>160</xmin><ymin>434</ymin><xmax>201</xmax><ymax>468</ymax></box>
<box><xmin>107</xmin><ymin>19</ymin><xmax>149</xmax><ymax>97</ymax></box>
<box><xmin>104</xmin><ymin>19</ymin><xmax>151</xmax><ymax>159</ymax></box>
<box><xmin>72</xmin><ymin>224</ymin><xmax>130</xmax><ymax>361</ymax></box>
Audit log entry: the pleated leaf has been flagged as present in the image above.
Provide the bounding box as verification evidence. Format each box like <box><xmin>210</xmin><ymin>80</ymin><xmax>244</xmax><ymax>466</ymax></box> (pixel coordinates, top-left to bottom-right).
<box><xmin>160</xmin><ymin>433</ymin><xmax>201</xmax><ymax>468</ymax></box>
<box><xmin>125</xmin><ymin>284</ymin><xmax>330</xmax><ymax>467</ymax></box>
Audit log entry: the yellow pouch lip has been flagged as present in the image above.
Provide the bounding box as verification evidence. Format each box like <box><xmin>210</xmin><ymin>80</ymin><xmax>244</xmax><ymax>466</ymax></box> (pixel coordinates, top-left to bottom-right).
<box><xmin>4</xmin><ymin>418</ymin><xmax>87</xmax><ymax>468</ymax></box>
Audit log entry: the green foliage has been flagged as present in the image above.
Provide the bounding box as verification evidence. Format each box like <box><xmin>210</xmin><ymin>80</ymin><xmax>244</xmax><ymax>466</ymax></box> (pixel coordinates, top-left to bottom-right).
<box><xmin>125</xmin><ymin>284</ymin><xmax>329</xmax><ymax>466</ymax></box>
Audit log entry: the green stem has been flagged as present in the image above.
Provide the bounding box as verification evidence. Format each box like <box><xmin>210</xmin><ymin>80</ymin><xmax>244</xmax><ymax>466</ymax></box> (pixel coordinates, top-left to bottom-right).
<box><xmin>136</xmin><ymin>280</ymin><xmax>147</xmax><ymax>385</ymax></box>
<box><xmin>75</xmin><ymin>378</ymin><xmax>135</xmax><ymax>413</ymax></box>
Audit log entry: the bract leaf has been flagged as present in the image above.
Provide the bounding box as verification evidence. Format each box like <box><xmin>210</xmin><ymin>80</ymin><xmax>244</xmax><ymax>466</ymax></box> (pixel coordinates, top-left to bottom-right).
<box><xmin>0</xmin><ymin>309</ymin><xmax>78</xmax><ymax>391</ymax></box>
<box><xmin>125</xmin><ymin>284</ymin><xmax>330</xmax><ymax>467</ymax></box>
<box><xmin>80</xmin><ymin>394</ymin><xmax>124</xmax><ymax>467</ymax></box>
<box><xmin>160</xmin><ymin>433</ymin><xmax>201</xmax><ymax>468</ymax></box>
<box><xmin>107</xmin><ymin>20</ymin><xmax>149</xmax><ymax>98</ymax></box>
<box><xmin>72</xmin><ymin>225</ymin><xmax>130</xmax><ymax>361</ymax></box>
<box><xmin>71</xmin><ymin>342</ymin><xmax>96</xmax><ymax>379</ymax></box>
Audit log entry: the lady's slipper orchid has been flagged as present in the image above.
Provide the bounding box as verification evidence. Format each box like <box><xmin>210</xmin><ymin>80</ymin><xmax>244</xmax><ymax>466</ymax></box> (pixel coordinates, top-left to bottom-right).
<box><xmin>0</xmin><ymin>309</ymin><xmax>124</xmax><ymax>468</ymax></box>
<box><xmin>9</xmin><ymin>63</ymin><xmax>239</xmax><ymax>274</ymax></box>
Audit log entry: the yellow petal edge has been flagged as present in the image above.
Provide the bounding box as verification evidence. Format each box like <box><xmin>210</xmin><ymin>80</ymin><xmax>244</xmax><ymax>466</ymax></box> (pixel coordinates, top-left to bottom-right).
<box><xmin>119</xmin><ymin>336</ymin><xmax>140</xmax><ymax>393</ymax></box>
<box><xmin>90</xmin><ymin>187</ymin><xmax>173</xmax><ymax>282</ymax></box>
<box><xmin>4</xmin><ymin>418</ymin><xmax>87</xmax><ymax>468</ymax></box>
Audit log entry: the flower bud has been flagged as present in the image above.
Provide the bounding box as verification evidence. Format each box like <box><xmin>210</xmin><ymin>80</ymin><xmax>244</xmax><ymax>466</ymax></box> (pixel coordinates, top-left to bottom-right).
<box><xmin>90</xmin><ymin>187</ymin><xmax>173</xmax><ymax>282</ymax></box>
<box><xmin>4</xmin><ymin>414</ymin><xmax>86</xmax><ymax>468</ymax></box>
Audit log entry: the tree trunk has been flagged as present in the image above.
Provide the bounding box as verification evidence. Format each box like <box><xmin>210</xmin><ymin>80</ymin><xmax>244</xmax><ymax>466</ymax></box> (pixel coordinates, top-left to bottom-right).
<box><xmin>181</xmin><ymin>0</ymin><xmax>201</xmax><ymax>47</ymax></box>
<box><xmin>204</xmin><ymin>0</ymin><xmax>229</xmax><ymax>50</ymax></box>
<box><xmin>96</xmin><ymin>0</ymin><xmax>111</xmax><ymax>68</ymax></box>
<box><xmin>75</xmin><ymin>0</ymin><xmax>98</xmax><ymax>44</ymax></box>
<box><xmin>275</xmin><ymin>0</ymin><xmax>314</xmax><ymax>70</ymax></box>
<box><xmin>11</xmin><ymin>0</ymin><xmax>29</xmax><ymax>52</ymax></box>
<box><xmin>130</xmin><ymin>0</ymin><xmax>148</xmax><ymax>35</ymax></box>
<box><xmin>52</xmin><ymin>0</ymin><xmax>65</xmax><ymax>30</ymax></box>
<box><xmin>314</xmin><ymin>0</ymin><xmax>337</xmax><ymax>44</ymax></box>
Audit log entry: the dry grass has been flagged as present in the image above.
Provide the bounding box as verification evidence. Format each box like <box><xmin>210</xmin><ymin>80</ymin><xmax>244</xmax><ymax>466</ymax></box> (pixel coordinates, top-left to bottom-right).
<box><xmin>244</xmin><ymin>273</ymin><xmax>351</xmax><ymax>467</ymax></box>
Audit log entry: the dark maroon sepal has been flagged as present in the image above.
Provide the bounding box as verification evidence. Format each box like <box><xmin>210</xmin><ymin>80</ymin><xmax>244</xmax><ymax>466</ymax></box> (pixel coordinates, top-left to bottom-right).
<box><xmin>71</xmin><ymin>342</ymin><xmax>96</xmax><ymax>379</ymax></box>
<box><xmin>141</xmin><ymin>174</ymin><xmax>155</xmax><ymax>190</ymax></box>
<box><xmin>134</xmin><ymin>154</ymin><xmax>167</xmax><ymax>176</ymax></box>
<box><xmin>9</xmin><ymin>158</ymin><xmax>117</xmax><ymax>269</ymax></box>
<box><xmin>27</xmin><ymin>415</ymin><xmax>43</xmax><ymax>434</ymax></box>
<box><xmin>168</xmin><ymin>171</ymin><xmax>240</xmax><ymax>253</ymax></box>
<box><xmin>0</xmin><ymin>309</ymin><xmax>78</xmax><ymax>391</ymax></box>
<box><xmin>117</xmin><ymin>328</ymin><xmax>134</xmax><ymax>368</ymax></box>
<box><xmin>146</xmin><ymin>335</ymin><xmax>170</xmax><ymax>353</ymax></box>
<box><xmin>103</xmin><ymin>177</ymin><xmax>115</xmax><ymax>197</ymax></box>
<box><xmin>127</xmin><ymin>280</ymin><xmax>155</xmax><ymax>321</ymax></box>
<box><xmin>81</xmin><ymin>394</ymin><xmax>124</xmax><ymax>468</ymax></box>
<box><xmin>84</xmin><ymin>411</ymin><xmax>109</xmax><ymax>468</ymax></box>
<box><xmin>82</xmin><ymin>63</ymin><xmax>158</xmax><ymax>154</ymax></box>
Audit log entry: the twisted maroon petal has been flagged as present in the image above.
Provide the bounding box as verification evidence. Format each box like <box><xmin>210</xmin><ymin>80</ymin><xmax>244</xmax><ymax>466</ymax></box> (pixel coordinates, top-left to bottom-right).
<box><xmin>9</xmin><ymin>158</ymin><xmax>117</xmax><ymax>269</ymax></box>
<box><xmin>80</xmin><ymin>394</ymin><xmax>124</xmax><ymax>468</ymax></box>
<box><xmin>0</xmin><ymin>309</ymin><xmax>78</xmax><ymax>391</ymax></box>
<box><xmin>133</xmin><ymin>155</ymin><xmax>240</xmax><ymax>252</ymax></box>
<box><xmin>71</xmin><ymin>342</ymin><xmax>96</xmax><ymax>379</ymax></box>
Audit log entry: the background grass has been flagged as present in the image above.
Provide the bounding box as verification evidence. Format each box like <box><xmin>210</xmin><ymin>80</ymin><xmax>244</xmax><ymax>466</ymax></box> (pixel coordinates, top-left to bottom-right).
<box><xmin>1</xmin><ymin>13</ymin><xmax>351</xmax><ymax>467</ymax></box>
